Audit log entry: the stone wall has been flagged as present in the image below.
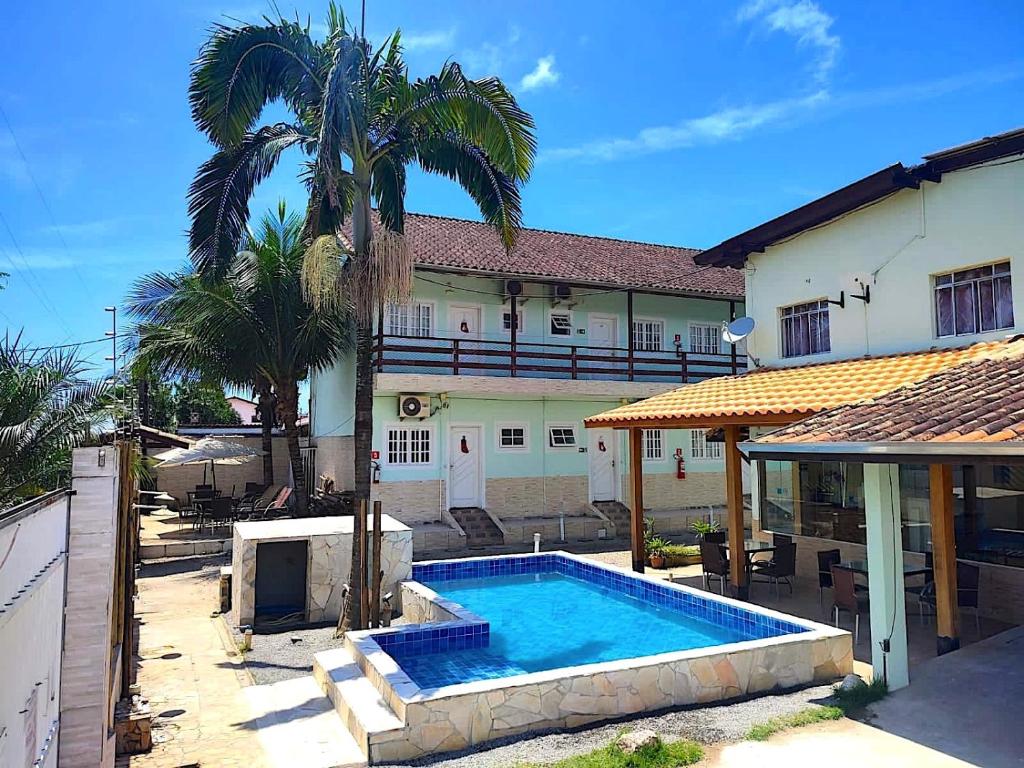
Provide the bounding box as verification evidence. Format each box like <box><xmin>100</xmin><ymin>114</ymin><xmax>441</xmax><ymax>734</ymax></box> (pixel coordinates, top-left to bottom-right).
<box><xmin>371</xmin><ymin>480</ymin><xmax>447</xmax><ymax>525</ymax></box>
<box><xmin>625</xmin><ymin>471</ymin><xmax>728</xmax><ymax>511</ymax></box>
<box><xmin>231</xmin><ymin>516</ymin><xmax>413</xmax><ymax>627</ymax></box>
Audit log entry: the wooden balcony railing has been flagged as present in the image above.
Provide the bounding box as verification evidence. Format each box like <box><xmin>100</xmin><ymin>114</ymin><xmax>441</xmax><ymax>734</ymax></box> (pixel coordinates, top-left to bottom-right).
<box><xmin>372</xmin><ymin>334</ymin><xmax>745</xmax><ymax>383</ymax></box>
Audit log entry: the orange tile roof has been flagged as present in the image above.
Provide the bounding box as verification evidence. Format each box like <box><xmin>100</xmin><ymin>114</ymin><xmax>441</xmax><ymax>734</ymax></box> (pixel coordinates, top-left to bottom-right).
<box><xmin>585</xmin><ymin>337</ymin><xmax>1024</xmax><ymax>428</ymax></box>
<box><xmin>755</xmin><ymin>344</ymin><xmax>1024</xmax><ymax>444</ymax></box>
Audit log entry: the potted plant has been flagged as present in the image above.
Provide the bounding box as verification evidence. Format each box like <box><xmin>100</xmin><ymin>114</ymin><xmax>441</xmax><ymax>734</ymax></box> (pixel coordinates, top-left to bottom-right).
<box><xmin>691</xmin><ymin>518</ymin><xmax>721</xmax><ymax>541</ymax></box>
<box><xmin>647</xmin><ymin>536</ymin><xmax>669</xmax><ymax>569</ymax></box>
<box><xmin>662</xmin><ymin>543</ymin><xmax>702</xmax><ymax>567</ymax></box>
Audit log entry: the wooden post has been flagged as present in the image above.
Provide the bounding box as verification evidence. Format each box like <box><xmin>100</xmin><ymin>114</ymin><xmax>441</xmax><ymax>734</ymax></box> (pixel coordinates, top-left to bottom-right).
<box><xmin>370</xmin><ymin>500</ymin><xmax>383</xmax><ymax>628</ymax></box>
<box><xmin>628</xmin><ymin>428</ymin><xmax>645</xmax><ymax>573</ymax></box>
<box><xmin>929</xmin><ymin>463</ymin><xmax>960</xmax><ymax>654</ymax></box>
<box><xmin>627</xmin><ymin>290</ymin><xmax>635</xmax><ymax>381</ymax></box>
<box><xmin>725</xmin><ymin>425</ymin><xmax>747</xmax><ymax>599</ymax></box>
<box><xmin>358</xmin><ymin>498</ymin><xmax>370</xmax><ymax>628</ymax></box>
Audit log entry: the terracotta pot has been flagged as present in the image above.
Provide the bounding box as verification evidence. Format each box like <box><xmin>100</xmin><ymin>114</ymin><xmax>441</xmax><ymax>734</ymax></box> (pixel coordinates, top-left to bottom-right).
<box><xmin>649</xmin><ymin>554</ymin><xmax>666</xmax><ymax>569</ymax></box>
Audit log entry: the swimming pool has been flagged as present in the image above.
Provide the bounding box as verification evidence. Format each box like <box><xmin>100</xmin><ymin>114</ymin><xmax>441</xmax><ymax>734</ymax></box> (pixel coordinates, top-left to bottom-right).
<box><xmin>315</xmin><ymin>552</ymin><xmax>852</xmax><ymax>763</ymax></box>
<box><xmin>391</xmin><ymin>563</ymin><xmax>799</xmax><ymax>688</ymax></box>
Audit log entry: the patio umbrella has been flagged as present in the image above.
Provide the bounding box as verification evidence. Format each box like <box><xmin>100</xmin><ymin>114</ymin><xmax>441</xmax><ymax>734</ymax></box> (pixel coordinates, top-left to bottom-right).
<box><xmin>155</xmin><ymin>437</ymin><xmax>262</xmax><ymax>493</ymax></box>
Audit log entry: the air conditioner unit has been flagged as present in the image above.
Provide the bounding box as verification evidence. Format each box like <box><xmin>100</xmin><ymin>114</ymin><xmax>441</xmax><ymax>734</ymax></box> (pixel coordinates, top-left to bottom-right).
<box><xmin>505</xmin><ymin>279</ymin><xmax>524</xmax><ymax>297</ymax></box>
<box><xmin>551</xmin><ymin>283</ymin><xmax>572</xmax><ymax>300</ymax></box>
<box><xmin>398</xmin><ymin>394</ymin><xmax>431</xmax><ymax>420</ymax></box>
<box><xmin>190</xmin><ymin>411</ymin><xmax>200</xmax><ymax>424</ymax></box>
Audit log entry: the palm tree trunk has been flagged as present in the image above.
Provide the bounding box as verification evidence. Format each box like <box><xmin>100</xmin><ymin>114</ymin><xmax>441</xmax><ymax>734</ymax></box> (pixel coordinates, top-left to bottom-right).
<box><xmin>278</xmin><ymin>379</ymin><xmax>307</xmax><ymax>515</ymax></box>
<box><xmin>257</xmin><ymin>377</ymin><xmax>275</xmax><ymax>486</ymax></box>
<box><xmin>341</xmin><ymin>187</ymin><xmax>374</xmax><ymax>633</ymax></box>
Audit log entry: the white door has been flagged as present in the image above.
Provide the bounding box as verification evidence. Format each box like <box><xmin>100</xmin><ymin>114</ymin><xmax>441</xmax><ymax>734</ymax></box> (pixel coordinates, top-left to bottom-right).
<box><xmin>588</xmin><ymin>314</ymin><xmax>617</xmax><ymax>348</ymax></box>
<box><xmin>589</xmin><ymin>428</ymin><xmax>617</xmax><ymax>501</ymax></box>
<box><xmin>448</xmin><ymin>305</ymin><xmax>482</xmax><ymax>340</ymax></box>
<box><xmin>449</xmin><ymin>426</ymin><xmax>482</xmax><ymax>507</ymax></box>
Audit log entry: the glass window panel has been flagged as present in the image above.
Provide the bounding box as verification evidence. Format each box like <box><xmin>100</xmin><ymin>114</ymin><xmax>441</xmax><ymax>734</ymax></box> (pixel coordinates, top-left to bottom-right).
<box><xmin>979</xmin><ymin>279</ymin><xmax>996</xmax><ymax>331</ymax></box>
<box><xmin>936</xmin><ymin>285</ymin><xmax>954</xmax><ymax>337</ymax></box>
<box><xmin>996</xmin><ymin>276</ymin><xmax>1015</xmax><ymax>329</ymax></box>
<box><xmin>953</xmin><ymin>282</ymin><xmax>977</xmax><ymax>335</ymax></box>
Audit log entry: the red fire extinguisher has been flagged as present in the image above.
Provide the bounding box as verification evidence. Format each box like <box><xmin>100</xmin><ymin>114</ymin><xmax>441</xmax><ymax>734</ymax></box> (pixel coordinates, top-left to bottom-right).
<box><xmin>675</xmin><ymin>448</ymin><xmax>686</xmax><ymax>479</ymax></box>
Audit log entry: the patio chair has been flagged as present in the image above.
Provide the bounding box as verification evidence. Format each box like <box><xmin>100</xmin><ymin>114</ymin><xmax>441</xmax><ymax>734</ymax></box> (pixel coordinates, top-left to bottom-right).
<box><xmin>700</xmin><ymin>541</ymin><xmax>730</xmax><ymax>594</ymax></box>
<box><xmin>905</xmin><ymin>552</ymin><xmax>934</xmax><ymax>609</ymax></box>
<box><xmin>919</xmin><ymin>561</ymin><xmax>981</xmax><ymax>635</ymax></box>
<box><xmin>773</xmin><ymin>533</ymin><xmax>792</xmax><ymax>546</ymax></box>
<box><xmin>703</xmin><ymin>530</ymin><xmax>727</xmax><ymax>544</ymax></box>
<box><xmin>257</xmin><ymin>486</ymin><xmax>292</xmax><ymax>519</ymax></box>
<box><xmin>817</xmin><ymin>548</ymin><xmax>841</xmax><ymax>606</ymax></box>
<box><xmin>204</xmin><ymin>496</ymin><xmax>235</xmax><ymax>533</ymax></box>
<box><xmin>244</xmin><ymin>481</ymin><xmax>267</xmax><ymax>496</ymax></box>
<box><xmin>831</xmin><ymin>564</ymin><xmax>869</xmax><ymax>644</ymax></box>
<box><xmin>752</xmin><ymin>541</ymin><xmax>797</xmax><ymax>598</ymax></box>
<box><xmin>235</xmin><ymin>484</ymin><xmax>282</xmax><ymax>519</ymax></box>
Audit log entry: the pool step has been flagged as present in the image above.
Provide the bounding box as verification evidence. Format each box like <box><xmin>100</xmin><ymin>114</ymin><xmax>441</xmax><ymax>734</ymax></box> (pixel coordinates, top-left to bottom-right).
<box><xmin>448</xmin><ymin>507</ymin><xmax>504</xmax><ymax>547</ymax></box>
<box><xmin>242</xmin><ymin>675</ymin><xmax>368</xmax><ymax>768</ymax></box>
<box><xmin>313</xmin><ymin>647</ymin><xmax>407</xmax><ymax>759</ymax></box>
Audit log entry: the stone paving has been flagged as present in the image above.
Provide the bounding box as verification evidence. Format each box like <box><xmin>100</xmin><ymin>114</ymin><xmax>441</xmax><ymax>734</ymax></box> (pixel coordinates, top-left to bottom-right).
<box><xmin>123</xmin><ymin>554</ymin><xmax>270</xmax><ymax>768</ymax></box>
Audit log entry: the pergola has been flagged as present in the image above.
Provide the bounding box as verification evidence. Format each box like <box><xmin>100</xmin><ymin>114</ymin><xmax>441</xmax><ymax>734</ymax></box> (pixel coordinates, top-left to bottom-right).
<box><xmin>584</xmin><ymin>336</ymin><xmax>1024</xmax><ymax>688</ymax></box>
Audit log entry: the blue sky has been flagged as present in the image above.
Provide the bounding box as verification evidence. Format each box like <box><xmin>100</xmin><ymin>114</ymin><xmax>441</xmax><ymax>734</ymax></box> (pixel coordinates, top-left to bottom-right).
<box><xmin>1</xmin><ymin>0</ymin><xmax>1022</xmax><ymax>372</ymax></box>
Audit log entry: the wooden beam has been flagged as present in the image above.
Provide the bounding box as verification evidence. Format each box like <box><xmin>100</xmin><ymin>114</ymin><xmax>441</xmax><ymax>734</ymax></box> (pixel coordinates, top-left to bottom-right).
<box><xmin>929</xmin><ymin>463</ymin><xmax>960</xmax><ymax>654</ymax></box>
<box><xmin>725</xmin><ymin>425</ymin><xmax>748</xmax><ymax>599</ymax></box>
<box><xmin>628</xmin><ymin>428</ymin><xmax>645</xmax><ymax>573</ymax></box>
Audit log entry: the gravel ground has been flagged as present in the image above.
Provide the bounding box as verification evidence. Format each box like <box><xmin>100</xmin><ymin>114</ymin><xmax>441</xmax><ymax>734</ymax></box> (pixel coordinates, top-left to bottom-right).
<box><xmin>231</xmin><ymin>624</ymin><xmax>341</xmax><ymax>685</ymax></box>
<box><xmin>377</xmin><ymin>684</ymin><xmax>839</xmax><ymax>768</ymax></box>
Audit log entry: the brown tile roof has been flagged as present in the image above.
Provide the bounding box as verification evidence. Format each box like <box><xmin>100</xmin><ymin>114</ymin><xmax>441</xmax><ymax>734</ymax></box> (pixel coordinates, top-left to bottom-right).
<box><xmin>361</xmin><ymin>212</ymin><xmax>744</xmax><ymax>297</ymax></box>
<box><xmin>755</xmin><ymin>340</ymin><xmax>1024</xmax><ymax>444</ymax></box>
<box><xmin>584</xmin><ymin>337</ymin><xmax>1024</xmax><ymax>428</ymax></box>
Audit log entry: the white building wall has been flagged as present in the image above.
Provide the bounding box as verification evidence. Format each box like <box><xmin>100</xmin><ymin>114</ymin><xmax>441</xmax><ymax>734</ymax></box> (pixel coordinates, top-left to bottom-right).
<box><xmin>744</xmin><ymin>158</ymin><xmax>1024</xmax><ymax>366</ymax></box>
<box><xmin>0</xmin><ymin>492</ymin><xmax>69</xmax><ymax>768</ymax></box>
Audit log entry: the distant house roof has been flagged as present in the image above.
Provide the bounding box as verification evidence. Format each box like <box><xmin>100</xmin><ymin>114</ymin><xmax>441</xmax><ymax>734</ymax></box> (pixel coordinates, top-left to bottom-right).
<box><xmin>584</xmin><ymin>336</ymin><xmax>1024</xmax><ymax>429</ymax></box>
<box><xmin>227</xmin><ymin>396</ymin><xmax>256</xmax><ymax>405</ymax></box>
<box><xmin>697</xmin><ymin>126</ymin><xmax>1024</xmax><ymax>269</ymax></box>
<box><xmin>349</xmin><ymin>212</ymin><xmax>745</xmax><ymax>299</ymax></box>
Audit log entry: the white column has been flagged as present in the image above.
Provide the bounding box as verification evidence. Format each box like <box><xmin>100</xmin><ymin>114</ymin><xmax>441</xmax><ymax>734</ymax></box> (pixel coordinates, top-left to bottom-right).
<box><xmin>863</xmin><ymin>462</ymin><xmax>909</xmax><ymax>690</ymax></box>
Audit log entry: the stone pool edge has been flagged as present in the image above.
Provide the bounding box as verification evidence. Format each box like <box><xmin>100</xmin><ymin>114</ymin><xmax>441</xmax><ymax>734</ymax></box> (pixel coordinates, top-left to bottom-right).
<box><xmin>324</xmin><ymin>551</ymin><xmax>853</xmax><ymax>763</ymax></box>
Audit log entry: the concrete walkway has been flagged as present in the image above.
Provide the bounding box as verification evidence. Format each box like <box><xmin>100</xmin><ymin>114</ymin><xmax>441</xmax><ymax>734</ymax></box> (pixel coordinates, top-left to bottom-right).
<box><xmin>126</xmin><ymin>555</ymin><xmax>269</xmax><ymax>768</ymax></box>
<box><xmin>867</xmin><ymin>624</ymin><xmax>1024</xmax><ymax>767</ymax></box>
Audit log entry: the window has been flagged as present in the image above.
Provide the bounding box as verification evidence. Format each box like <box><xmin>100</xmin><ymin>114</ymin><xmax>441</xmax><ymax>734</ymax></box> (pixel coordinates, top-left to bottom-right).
<box><xmin>934</xmin><ymin>261</ymin><xmax>1014</xmax><ymax>338</ymax></box>
<box><xmin>386</xmin><ymin>302</ymin><xmax>433</xmax><ymax>337</ymax></box>
<box><xmin>548</xmin><ymin>424</ymin><xmax>577</xmax><ymax>448</ymax></box>
<box><xmin>780</xmin><ymin>300</ymin><xmax>830</xmax><ymax>358</ymax></box>
<box><xmin>632</xmin><ymin>319</ymin><xmax>664</xmax><ymax>351</ymax></box>
<box><xmin>502</xmin><ymin>310</ymin><xmax>524</xmax><ymax>334</ymax></box>
<box><xmin>690</xmin><ymin>429</ymin><xmax>723</xmax><ymax>460</ymax></box>
<box><xmin>550</xmin><ymin>311</ymin><xmax>572</xmax><ymax>336</ymax></box>
<box><xmin>689</xmin><ymin>323</ymin><xmax>720</xmax><ymax>355</ymax></box>
<box><xmin>386</xmin><ymin>425</ymin><xmax>432</xmax><ymax>465</ymax></box>
<box><xmin>497</xmin><ymin>423</ymin><xmax>528</xmax><ymax>451</ymax></box>
<box><xmin>642</xmin><ymin>429</ymin><xmax>665</xmax><ymax>461</ymax></box>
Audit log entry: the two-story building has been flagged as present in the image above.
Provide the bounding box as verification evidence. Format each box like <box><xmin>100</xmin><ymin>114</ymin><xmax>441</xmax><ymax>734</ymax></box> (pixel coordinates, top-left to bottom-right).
<box><xmin>309</xmin><ymin>213</ymin><xmax>745</xmax><ymax>547</ymax></box>
<box><xmin>587</xmin><ymin>127</ymin><xmax>1024</xmax><ymax>692</ymax></box>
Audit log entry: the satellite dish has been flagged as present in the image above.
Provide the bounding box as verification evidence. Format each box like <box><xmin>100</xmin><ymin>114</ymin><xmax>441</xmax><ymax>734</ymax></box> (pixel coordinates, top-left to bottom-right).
<box><xmin>722</xmin><ymin>316</ymin><xmax>755</xmax><ymax>344</ymax></box>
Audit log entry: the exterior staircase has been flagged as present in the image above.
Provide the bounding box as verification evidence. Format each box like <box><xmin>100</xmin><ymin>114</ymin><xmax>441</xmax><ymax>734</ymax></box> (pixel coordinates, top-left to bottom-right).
<box><xmin>448</xmin><ymin>507</ymin><xmax>504</xmax><ymax>548</ymax></box>
<box><xmin>592</xmin><ymin>500</ymin><xmax>632</xmax><ymax>539</ymax></box>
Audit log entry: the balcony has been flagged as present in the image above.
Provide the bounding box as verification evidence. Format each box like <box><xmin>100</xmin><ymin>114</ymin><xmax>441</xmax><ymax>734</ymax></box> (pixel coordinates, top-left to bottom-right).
<box><xmin>373</xmin><ymin>334</ymin><xmax>745</xmax><ymax>383</ymax></box>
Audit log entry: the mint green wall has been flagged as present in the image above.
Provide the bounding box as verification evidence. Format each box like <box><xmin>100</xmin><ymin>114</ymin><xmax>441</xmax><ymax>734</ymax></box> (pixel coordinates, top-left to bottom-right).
<box><xmin>372</xmin><ymin>394</ymin><xmax>725</xmax><ymax>483</ymax></box>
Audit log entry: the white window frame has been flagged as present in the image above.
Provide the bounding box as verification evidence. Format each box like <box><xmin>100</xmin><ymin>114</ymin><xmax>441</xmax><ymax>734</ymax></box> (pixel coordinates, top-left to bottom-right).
<box><xmin>385</xmin><ymin>300</ymin><xmax>435</xmax><ymax>338</ymax></box>
<box><xmin>501</xmin><ymin>308</ymin><xmax>525</xmax><ymax>335</ymax></box>
<box><xmin>383</xmin><ymin>423</ymin><xmax>436</xmax><ymax>468</ymax></box>
<box><xmin>779</xmin><ymin>299</ymin><xmax>831</xmax><ymax>358</ymax></box>
<box><xmin>546</xmin><ymin>423</ymin><xmax>578</xmax><ymax>449</ymax></box>
<box><xmin>689</xmin><ymin>429</ymin><xmax>724</xmax><ymax>461</ymax></box>
<box><xmin>548</xmin><ymin>309</ymin><xmax>574</xmax><ymax>339</ymax></box>
<box><xmin>495</xmin><ymin>422</ymin><xmax>529</xmax><ymax>452</ymax></box>
<box><xmin>933</xmin><ymin>260</ymin><xmax>1014</xmax><ymax>338</ymax></box>
<box><xmin>631</xmin><ymin>317</ymin><xmax>665</xmax><ymax>352</ymax></box>
<box><xmin>688</xmin><ymin>322</ymin><xmax>721</xmax><ymax>355</ymax></box>
<box><xmin>642</xmin><ymin>429</ymin><xmax>666</xmax><ymax>462</ymax></box>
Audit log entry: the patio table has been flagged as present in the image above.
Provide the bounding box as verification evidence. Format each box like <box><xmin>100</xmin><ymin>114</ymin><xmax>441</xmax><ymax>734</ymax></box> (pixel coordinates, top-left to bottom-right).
<box><xmin>836</xmin><ymin>560</ymin><xmax>931</xmax><ymax>578</ymax></box>
<box><xmin>724</xmin><ymin>540</ymin><xmax>777</xmax><ymax>575</ymax></box>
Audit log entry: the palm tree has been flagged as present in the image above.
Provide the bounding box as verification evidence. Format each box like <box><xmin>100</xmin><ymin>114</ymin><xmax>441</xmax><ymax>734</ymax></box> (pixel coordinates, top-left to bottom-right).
<box><xmin>187</xmin><ymin>4</ymin><xmax>535</xmax><ymax>629</ymax></box>
<box><xmin>0</xmin><ymin>336</ymin><xmax>113</xmax><ymax>507</ymax></box>
<box><xmin>127</xmin><ymin>203</ymin><xmax>350</xmax><ymax>511</ymax></box>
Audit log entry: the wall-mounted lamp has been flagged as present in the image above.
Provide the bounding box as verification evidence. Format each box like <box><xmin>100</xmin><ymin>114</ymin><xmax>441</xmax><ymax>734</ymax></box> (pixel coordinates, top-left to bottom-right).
<box><xmin>827</xmin><ymin>292</ymin><xmax>845</xmax><ymax>309</ymax></box>
<box><xmin>851</xmin><ymin>281</ymin><xmax>871</xmax><ymax>304</ymax></box>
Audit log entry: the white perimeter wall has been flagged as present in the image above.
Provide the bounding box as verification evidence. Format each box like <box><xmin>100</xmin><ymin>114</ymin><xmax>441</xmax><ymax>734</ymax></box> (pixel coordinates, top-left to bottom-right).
<box><xmin>744</xmin><ymin>158</ymin><xmax>1024</xmax><ymax>366</ymax></box>
<box><xmin>0</xmin><ymin>492</ymin><xmax>69</xmax><ymax>768</ymax></box>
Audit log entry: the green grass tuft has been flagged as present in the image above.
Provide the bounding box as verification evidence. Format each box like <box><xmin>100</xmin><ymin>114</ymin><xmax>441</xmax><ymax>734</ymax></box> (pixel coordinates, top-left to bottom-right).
<box><xmin>745</xmin><ymin>705</ymin><xmax>844</xmax><ymax>741</ymax></box>
<box><xmin>831</xmin><ymin>678</ymin><xmax>888</xmax><ymax>713</ymax></box>
<box><xmin>520</xmin><ymin>737</ymin><xmax>703</xmax><ymax>768</ymax></box>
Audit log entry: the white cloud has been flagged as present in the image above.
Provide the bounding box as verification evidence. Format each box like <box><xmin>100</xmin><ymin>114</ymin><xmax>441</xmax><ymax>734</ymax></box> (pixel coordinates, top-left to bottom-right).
<box><xmin>460</xmin><ymin>26</ymin><xmax>523</xmax><ymax>78</ymax></box>
<box><xmin>402</xmin><ymin>28</ymin><xmax>456</xmax><ymax>52</ymax></box>
<box><xmin>541</xmin><ymin>91</ymin><xmax>827</xmax><ymax>162</ymax></box>
<box><xmin>39</xmin><ymin>217</ymin><xmax>127</xmax><ymax>239</ymax></box>
<box><xmin>738</xmin><ymin>0</ymin><xmax>840</xmax><ymax>84</ymax></box>
<box><xmin>520</xmin><ymin>56</ymin><xmax>560</xmax><ymax>92</ymax></box>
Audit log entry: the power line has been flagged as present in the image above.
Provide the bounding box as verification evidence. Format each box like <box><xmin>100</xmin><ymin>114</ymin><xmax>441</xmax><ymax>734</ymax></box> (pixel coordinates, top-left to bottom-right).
<box><xmin>15</xmin><ymin>337</ymin><xmax>109</xmax><ymax>353</ymax></box>
<box><xmin>0</xmin><ymin>212</ymin><xmax>75</xmax><ymax>337</ymax></box>
<box><xmin>0</xmin><ymin>103</ymin><xmax>91</xmax><ymax>289</ymax></box>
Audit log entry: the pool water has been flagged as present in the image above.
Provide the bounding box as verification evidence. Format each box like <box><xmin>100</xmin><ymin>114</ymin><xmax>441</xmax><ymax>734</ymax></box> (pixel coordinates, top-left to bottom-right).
<box><xmin>391</xmin><ymin>572</ymin><xmax>755</xmax><ymax>688</ymax></box>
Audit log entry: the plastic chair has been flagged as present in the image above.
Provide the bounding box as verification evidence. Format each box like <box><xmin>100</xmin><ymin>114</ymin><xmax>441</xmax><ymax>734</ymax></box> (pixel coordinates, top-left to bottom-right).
<box><xmin>831</xmin><ymin>564</ymin><xmax>869</xmax><ymax>643</ymax></box>
<box><xmin>700</xmin><ymin>541</ymin><xmax>730</xmax><ymax>594</ymax></box>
